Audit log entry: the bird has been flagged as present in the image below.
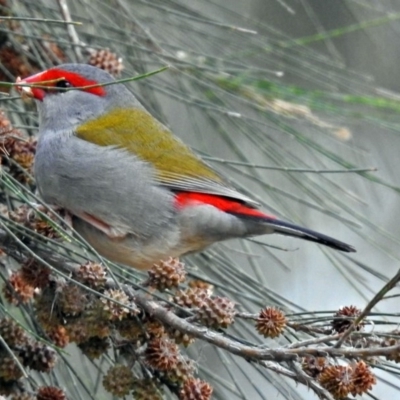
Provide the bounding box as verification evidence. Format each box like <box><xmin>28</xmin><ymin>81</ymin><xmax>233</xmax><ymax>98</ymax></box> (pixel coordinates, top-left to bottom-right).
<box><xmin>16</xmin><ymin>64</ymin><xmax>355</xmax><ymax>269</ymax></box>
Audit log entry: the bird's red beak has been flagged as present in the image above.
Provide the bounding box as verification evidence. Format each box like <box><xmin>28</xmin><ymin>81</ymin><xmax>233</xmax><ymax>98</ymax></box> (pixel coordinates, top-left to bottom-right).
<box><xmin>15</xmin><ymin>71</ymin><xmax>49</xmax><ymax>101</ymax></box>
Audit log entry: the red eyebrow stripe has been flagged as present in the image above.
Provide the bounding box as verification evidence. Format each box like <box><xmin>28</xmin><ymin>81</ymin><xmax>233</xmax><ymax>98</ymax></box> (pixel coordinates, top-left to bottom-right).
<box><xmin>22</xmin><ymin>69</ymin><xmax>106</xmax><ymax>97</ymax></box>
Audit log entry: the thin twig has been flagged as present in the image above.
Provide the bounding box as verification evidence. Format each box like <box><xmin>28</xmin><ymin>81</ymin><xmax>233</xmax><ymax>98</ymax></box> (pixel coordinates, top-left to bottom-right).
<box><xmin>56</xmin><ymin>0</ymin><xmax>83</xmax><ymax>61</ymax></box>
<box><xmin>202</xmin><ymin>155</ymin><xmax>377</xmax><ymax>174</ymax></box>
<box><xmin>0</xmin><ymin>16</ymin><xmax>82</xmax><ymax>25</ymax></box>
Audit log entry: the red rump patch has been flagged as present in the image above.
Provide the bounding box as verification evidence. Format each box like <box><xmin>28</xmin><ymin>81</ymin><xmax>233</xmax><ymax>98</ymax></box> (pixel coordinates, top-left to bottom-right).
<box><xmin>21</xmin><ymin>69</ymin><xmax>106</xmax><ymax>97</ymax></box>
<box><xmin>174</xmin><ymin>192</ymin><xmax>276</xmax><ymax>219</ymax></box>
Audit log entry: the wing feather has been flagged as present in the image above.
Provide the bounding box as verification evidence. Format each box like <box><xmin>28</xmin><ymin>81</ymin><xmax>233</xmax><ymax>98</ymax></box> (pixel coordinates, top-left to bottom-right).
<box><xmin>75</xmin><ymin>107</ymin><xmax>258</xmax><ymax>206</ymax></box>
<box><xmin>159</xmin><ymin>174</ymin><xmax>258</xmax><ymax>205</ymax></box>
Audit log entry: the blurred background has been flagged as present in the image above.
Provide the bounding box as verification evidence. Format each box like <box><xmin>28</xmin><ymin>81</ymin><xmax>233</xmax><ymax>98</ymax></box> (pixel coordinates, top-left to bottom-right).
<box><xmin>2</xmin><ymin>0</ymin><xmax>400</xmax><ymax>399</ymax></box>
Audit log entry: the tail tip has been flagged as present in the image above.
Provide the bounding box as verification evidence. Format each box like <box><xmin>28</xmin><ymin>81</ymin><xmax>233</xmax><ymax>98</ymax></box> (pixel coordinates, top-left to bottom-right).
<box><xmin>333</xmin><ymin>242</ymin><xmax>356</xmax><ymax>253</ymax></box>
<box><xmin>266</xmin><ymin>218</ymin><xmax>356</xmax><ymax>253</ymax></box>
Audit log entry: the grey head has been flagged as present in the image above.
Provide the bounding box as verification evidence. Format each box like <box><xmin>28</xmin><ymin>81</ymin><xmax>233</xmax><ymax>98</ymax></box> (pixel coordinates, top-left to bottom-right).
<box><xmin>23</xmin><ymin>63</ymin><xmax>141</xmax><ymax>132</ymax></box>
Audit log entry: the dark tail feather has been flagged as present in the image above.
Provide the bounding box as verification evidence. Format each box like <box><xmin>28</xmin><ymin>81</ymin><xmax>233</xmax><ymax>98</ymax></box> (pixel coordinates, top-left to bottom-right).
<box><xmin>267</xmin><ymin>219</ymin><xmax>356</xmax><ymax>253</ymax></box>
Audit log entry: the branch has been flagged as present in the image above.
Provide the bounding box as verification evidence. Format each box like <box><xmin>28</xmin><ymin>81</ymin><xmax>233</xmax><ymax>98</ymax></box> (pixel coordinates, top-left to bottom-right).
<box><xmin>2</xmin><ymin>228</ymin><xmax>400</xmax><ymax>363</ymax></box>
<box><xmin>57</xmin><ymin>0</ymin><xmax>83</xmax><ymax>61</ymax></box>
<box><xmin>335</xmin><ymin>268</ymin><xmax>400</xmax><ymax>348</ymax></box>
<box><xmin>0</xmin><ymin>227</ymin><xmax>392</xmax><ymax>400</ymax></box>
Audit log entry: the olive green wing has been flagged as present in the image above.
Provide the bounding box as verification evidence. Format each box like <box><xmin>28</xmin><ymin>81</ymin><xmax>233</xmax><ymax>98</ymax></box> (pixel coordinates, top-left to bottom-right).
<box><xmin>75</xmin><ymin>107</ymin><xmax>258</xmax><ymax>205</ymax></box>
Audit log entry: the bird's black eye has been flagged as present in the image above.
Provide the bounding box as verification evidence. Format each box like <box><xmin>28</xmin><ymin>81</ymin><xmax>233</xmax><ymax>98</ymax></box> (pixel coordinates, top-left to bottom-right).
<box><xmin>55</xmin><ymin>79</ymin><xmax>71</xmax><ymax>89</ymax></box>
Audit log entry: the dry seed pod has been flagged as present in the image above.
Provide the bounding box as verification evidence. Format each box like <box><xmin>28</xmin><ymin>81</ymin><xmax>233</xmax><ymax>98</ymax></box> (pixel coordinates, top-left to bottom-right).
<box><xmin>101</xmin><ymin>288</ymin><xmax>133</xmax><ymax>321</ymax></box>
<box><xmin>319</xmin><ymin>365</ymin><xmax>354</xmax><ymax>399</ymax></box>
<box><xmin>36</xmin><ymin>386</ymin><xmax>66</xmax><ymax>400</ymax></box>
<box><xmin>145</xmin><ymin>337</ymin><xmax>180</xmax><ymax>371</ymax></box>
<box><xmin>173</xmin><ymin>287</ymin><xmax>210</xmax><ymax>309</ymax></box>
<box><xmin>17</xmin><ymin>342</ymin><xmax>57</xmax><ymax>372</ymax></box>
<box><xmin>332</xmin><ymin>305</ymin><xmax>363</xmax><ymax>333</ymax></box>
<box><xmin>75</xmin><ymin>262</ymin><xmax>107</xmax><ymax>288</ymax></box>
<box><xmin>132</xmin><ymin>379</ymin><xmax>163</xmax><ymax>400</ymax></box>
<box><xmin>302</xmin><ymin>356</ymin><xmax>329</xmax><ymax>378</ymax></box>
<box><xmin>148</xmin><ymin>257</ymin><xmax>186</xmax><ymax>291</ymax></box>
<box><xmin>46</xmin><ymin>326</ymin><xmax>69</xmax><ymax>348</ymax></box>
<box><xmin>350</xmin><ymin>361</ymin><xmax>376</xmax><ymax>396</ymax></box>
<box><xmin>3</xmin><ymin>272</ymin><xmax>34</xmax><ymax>305</ymax></box>
<box><xmin>0</xmin><ymin>318</ymin><xmax>29</xmax><ymax>347</ymax></box>
<box><xmin>255</xmin><ymin>307</ymin><xmax>286</xmax><ymax>338</ymax></box>
<box><xmin>0</xmin><ymin>356</ymin><xmax>24</xmax><ymax>381</ymax></box>
<box><xmin>179</xmin><ymin>378</ymin><xmax>213</xmax><ymax>400</ymax></box>
<box><xmin>197</xmin><ymin>296</ymin><xmax>236</xmax><ymax>329</ymax></box>
<box><xmin>87</xmin><ymin>48</ymin><xmax>124</xmax><ymax>77</ymax></box>
<box><xmin>102</xmin><ymin>364</ymin><xmax>134</xmax><ymax>397</ymax></box>
<box><xmin>78</xmin><ymin>336</ymin><xmax>110</xmax><ymax>360</ymax></box>
<box><xmin>20</xmin><ymin>259</ymin><xmax>50</xmax><ymax>289</ymax></box>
